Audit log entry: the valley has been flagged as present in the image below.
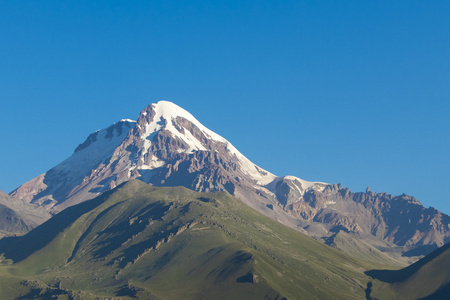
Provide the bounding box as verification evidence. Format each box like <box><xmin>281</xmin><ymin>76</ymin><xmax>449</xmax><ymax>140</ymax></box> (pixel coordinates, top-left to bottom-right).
<box><xmin>0</xmin><ymin>101</ymin><xmax>448</xmax><ymax>299</ymax></box>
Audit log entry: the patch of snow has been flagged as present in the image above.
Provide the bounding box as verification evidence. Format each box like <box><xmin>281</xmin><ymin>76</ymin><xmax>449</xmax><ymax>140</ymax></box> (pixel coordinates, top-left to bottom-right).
<box><xmin>265</xmin><ymin>176</ymin><xmax>329</xmax><ymax>196</ymax></box>
<box><xmin>284</xmin><ymin>175</ymin><xmax>328</xmax><ymax>190</ymax></box>
<box><xmin>290</xmin><ymin>180</ymin><xmax>304</xmax><ymax>194</ymax></box>
<box><xmin>169</xmin><ymin>125</ymin><xmax>207</xmax><ymax>153</ymax></box>
<box><xmin>139</xmin><ymin>155</ymin><xmax>166</xmax><ymax>169</ymax></box>
<box><xmin>143</xmin><ymin>138</ymin><xmax>152</xmax><ymax>152</ymax></box>
<box><xmin>152</xmin><ymin>101</ymin><xmax>227</xmax><ymax>143</ymax></box>
<box><xmin>323</xmin><ymin>200</ymin><xmax>337</xmax><ymax>209</ymax></box>
<box><xmin>234</xmin><ymin>152</ymin><xmax>276</xmax><ymax>185</ymax></box>
<box><xmin>52</xmin><ymin>122</ymin><xmax>136</xmax><ymax>181</ymax></box>
<box><xmin>139</xmin><ymin>101</ymin><xmax>276</xmax><ymax>184</ymax></box>
<box><xmin>142</xmin><ymin>101</ymin><xmax>225</xmax><ymax>152</ymax></box>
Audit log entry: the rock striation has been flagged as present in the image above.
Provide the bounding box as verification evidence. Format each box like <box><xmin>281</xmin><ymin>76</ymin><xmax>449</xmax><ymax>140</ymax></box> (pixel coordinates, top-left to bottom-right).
<box><xmin>8</xmin><ymin>101</ymin><xmax>450</xmax><ymax>262</ymax></box>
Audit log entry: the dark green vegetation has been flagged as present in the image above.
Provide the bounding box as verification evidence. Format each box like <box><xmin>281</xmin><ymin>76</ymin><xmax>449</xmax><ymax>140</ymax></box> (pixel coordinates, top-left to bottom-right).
<box><xmin>0</xmin><ymin>180</ymin><xmax>384</xmax><ymax>299</ymax></box>
<box><xmin>367</xmin><ymin>242</ymin><xmax>450</xmax><ymax>300</ymax></box>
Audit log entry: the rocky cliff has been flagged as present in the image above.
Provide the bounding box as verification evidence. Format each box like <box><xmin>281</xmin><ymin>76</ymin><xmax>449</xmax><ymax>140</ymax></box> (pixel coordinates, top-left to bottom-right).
<box><xmin>9</xmin><ymin>101</ymin><xmax>450</xmax><ymax>262</ymax></box>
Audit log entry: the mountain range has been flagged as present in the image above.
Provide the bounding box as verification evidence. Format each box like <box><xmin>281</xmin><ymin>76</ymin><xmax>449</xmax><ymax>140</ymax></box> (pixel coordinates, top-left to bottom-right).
<box><xmin>7</xmin><ymin>101</ymin><xmax>449</xmax><ymax>264</ymax></box>
<box><xmin>0</xmin><ymin>180</ymin><xmax>448</xmax><ymax>299</ymax></box>
<box><xmin>0</xmin><ymin>180</ymin><xmax>378</xmax><ymax>299</ymax></box>
<box><xmin>0</xmin><ymin>101</ymin><xmax>449</xmax><ymax>299</ymax></box>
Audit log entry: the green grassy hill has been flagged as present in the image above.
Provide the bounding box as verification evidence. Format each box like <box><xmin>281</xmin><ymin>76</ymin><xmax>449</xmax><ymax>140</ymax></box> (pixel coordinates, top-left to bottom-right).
<box><xmin>368</xmin><ymin>242</ymin><xmax>450</xmax><ymax>299</ymax></box>
<box><xmin>0</xmin><ymin>180</ymin><xmax>388</xmax><ymax>299</ymax></box>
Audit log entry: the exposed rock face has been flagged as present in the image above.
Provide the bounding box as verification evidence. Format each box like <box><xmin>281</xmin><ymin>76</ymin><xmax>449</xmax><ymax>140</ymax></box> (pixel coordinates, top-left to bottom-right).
<box><xmin>285</xmin><ymin>185</ymin><xmax>450</xmax><ymax>248</ymax></box>
<box><xmin>10</xmin><ymin>119</ymin><xmax>137</xmax><ymax>211</ymax></box>
<box><xmin>10</xmin><ymin>102</ymin><xmax>279</xmax><ymax>213</ymax></box>
<box><xmin>8</xmin><ymin>101</ymin><xmax>450</xmax><ymax>261</ymax></box>
<box><xmin>0</xmin><ymin>190</ymin><xmax>50</xmax><ymax>237</ymax></box>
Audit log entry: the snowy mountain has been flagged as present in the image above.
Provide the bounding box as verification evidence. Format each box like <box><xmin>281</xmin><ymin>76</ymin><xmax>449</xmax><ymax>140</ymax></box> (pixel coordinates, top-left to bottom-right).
<box><xmin>9</xmin><ymin>101</ymin><xmax>450</xmax><ymax>263</ymax></box>
<box><xmin>10</xmin><ymin>119</ymin><xmax>136</xmax><ymax>210</ymax></box>
<box><xmin>11</xmin><ymin>101</ymin><xmax>322</xmax><ymax>213</ymax></box>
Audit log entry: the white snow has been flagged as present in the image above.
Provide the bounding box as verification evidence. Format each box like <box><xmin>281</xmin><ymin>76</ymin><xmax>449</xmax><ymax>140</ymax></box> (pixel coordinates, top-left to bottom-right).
<box><xmin>27</xmin><ymin>100</ymin><xmax>333</xmax><ymax>212</ymax></box>
<box><xmin>265</xmin><ymin>176</ymin><xmax>329</xmax><ymax>196</ymax></box>
<box><xmin>144</xmin><ymin>101</ymin><xmax>227</xmax><ymax>147</ymax></box>
<box><xmin>53</xmin><ymin>121</ymin><xmax>136</xmax><ymax>181</ymax></box>
<box><xmin>323</xmin><ymin>200</ymin><xmax>337</xmax><ymax>209</ymax></box>
<box><xmin>50</xmin><ymin>101</ymin><xmax>320</xmax><ymax>195</ymax></box>
<box><xmin>290</xmin><ymin>179</ymin><xmax>304</xmax><ymax>194</ymax></box>
<box><xmin>284</xmin><ymin>175</ymin><xmax>327</xmax><ymax>190</ymax></box>
<box><xmin>138</xmin><ymin>155</ymin><xmax>166</xmax><ymax>169</ymax></box>
<box><xmin>139</xmin><ymin>101</ymin><xmax>276</xmax><ymax>184</ymax></box>
<box><xmin>141</xmin><ymin>101</ymin><xmax>209</xmax><ymax>153</ymax></box>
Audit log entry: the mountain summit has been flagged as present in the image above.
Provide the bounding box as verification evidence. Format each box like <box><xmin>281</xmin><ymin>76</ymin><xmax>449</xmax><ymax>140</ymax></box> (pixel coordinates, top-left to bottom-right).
<box><xmin>12</xmin><ymin>101</ymin><xmax>318</xmax><ymax>213</ymax></box>
<box><xmin>10</xmin><ymin>101</ymin><xmax>450</xmax><ymax>263</ymax></box>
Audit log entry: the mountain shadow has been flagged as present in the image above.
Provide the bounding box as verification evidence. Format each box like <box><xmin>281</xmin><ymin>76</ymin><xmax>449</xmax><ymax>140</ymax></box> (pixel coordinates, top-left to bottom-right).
<box><xmin>366</xmin><ymin>242</ymin><xmax>450</xmax><ymax>299</ymax></box>
<box><xmin>0</xmin><ymin>183</ymin><xmax>126</xmax><ymax>263</ymax></box>
<box><xmin>365</xmin><ymin>242</ymin><xmax>450</xmax><ymax>283</ymax></box>
<box><xmin>0</xmin><ymin>180</ymin><xmax>379</xmax><ymax>299</ymax></box>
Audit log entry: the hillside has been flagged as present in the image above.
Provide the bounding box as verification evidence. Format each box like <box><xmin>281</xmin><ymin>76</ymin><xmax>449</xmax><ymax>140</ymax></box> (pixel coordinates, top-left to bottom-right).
<box><xmin>367</xmin><ymin>242</ymin><xmax>450</xmax><ymax>299</ymax></box>
<box><xmin>8</xmin><ymin>101</ymin><xmax>449</xmax><ymax>265</ymax></box>
<box><xmin>0</xmin><ymin>190</ymin><xmax>50</xmax><ymax>237</ymax></box>
<box><xmin>0</xmin><ymin>180</ymin><xmax>383</xmax><ymax>299</ymax></box>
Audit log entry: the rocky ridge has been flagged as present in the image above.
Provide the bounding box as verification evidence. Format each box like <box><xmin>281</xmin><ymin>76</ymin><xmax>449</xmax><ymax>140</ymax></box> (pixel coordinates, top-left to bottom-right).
<box><xmin>8</xmin><ymin>101</ymin><xmax>450</xmax><ymax>261</ymax></box>
<box><xmin>0</xmin><ymin>189</ymin><xmax>50</xmax><ymax>237</ymax></box>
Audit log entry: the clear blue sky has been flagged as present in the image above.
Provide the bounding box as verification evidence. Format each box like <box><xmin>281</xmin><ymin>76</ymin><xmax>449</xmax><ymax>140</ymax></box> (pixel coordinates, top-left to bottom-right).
<box><xmin>1</xmin><ymin>1</ymin><xmax>449</xmax><ymax>213</ymax></box>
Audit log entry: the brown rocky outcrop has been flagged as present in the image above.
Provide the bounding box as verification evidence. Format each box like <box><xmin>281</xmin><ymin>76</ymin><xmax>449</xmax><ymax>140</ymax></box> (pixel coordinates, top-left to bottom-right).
<box><xmin>284</xmin><ymin>186</ymin><xmax>450</xmax><ymax>249</ymax></box>
<box><xmin>7</xmin><ymin>101</ymin><xmax>450</xmax><ymax>261</ymax></box>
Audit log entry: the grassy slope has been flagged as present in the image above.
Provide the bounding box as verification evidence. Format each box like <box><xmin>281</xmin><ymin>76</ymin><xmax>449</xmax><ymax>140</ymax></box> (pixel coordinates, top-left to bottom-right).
<box><xmin>369</xmin><ymin>243</ymin><xmax>450</xmax><ymax>299</ymax></box>
<box><xmin>0</xmin><ymin>180</ymin><xmax>386</xmax><ymax>299</ymax></box>
<box><xmin>324</xmin><ymin>231</ymin><xmax>410</xmax><ymax>268</ymax></box>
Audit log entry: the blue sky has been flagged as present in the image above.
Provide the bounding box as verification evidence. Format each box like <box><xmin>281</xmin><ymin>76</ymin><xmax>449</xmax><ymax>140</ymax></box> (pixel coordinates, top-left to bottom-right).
<box><xmin>1</xmin><ymin>1</ymin><xmax>449</xmax><ymax>213</ymax></box>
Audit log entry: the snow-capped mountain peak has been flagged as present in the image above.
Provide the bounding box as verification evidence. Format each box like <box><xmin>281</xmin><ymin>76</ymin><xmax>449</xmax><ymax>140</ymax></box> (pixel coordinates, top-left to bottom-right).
<box><xmin>10</xmin><ymin>100</ymin><xmax>449</xmax><ymax>261</ymax></box>
<box><xmin>136</xmin><ymin>101</ymin><xmax>230</xmax><ymax>153</ymax></box>
<box><xmin>129</xmin><ymin>101</ymin><xmax>276</xmax><ymax>185</ymax></box>
<box><xmin>74</xmin><ymin>119</ymin><xmax>136</xmax><ymax>154</ymax></box>
<box><xmin>11</xmin><ymin>101</ymin><xmax>282</xmax><ymax>212</ymax></box>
